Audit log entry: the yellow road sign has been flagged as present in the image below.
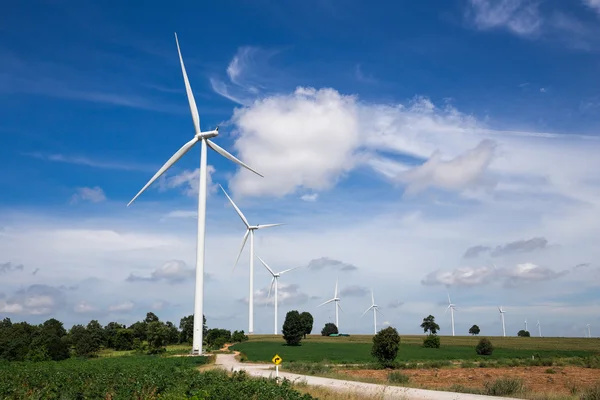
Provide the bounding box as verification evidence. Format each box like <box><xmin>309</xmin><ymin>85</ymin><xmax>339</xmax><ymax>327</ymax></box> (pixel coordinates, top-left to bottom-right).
<box><xmin>272</xmin><ymin>354</ymin><xmax>282</xmax><ymax>365</ymax></box>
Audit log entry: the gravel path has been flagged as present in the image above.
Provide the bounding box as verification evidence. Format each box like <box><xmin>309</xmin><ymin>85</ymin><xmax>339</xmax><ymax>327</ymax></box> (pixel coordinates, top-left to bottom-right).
<box><xmin>215</xmin><ymin>353</ymin><xmax>521</xmax><ymax>400</ymax></box>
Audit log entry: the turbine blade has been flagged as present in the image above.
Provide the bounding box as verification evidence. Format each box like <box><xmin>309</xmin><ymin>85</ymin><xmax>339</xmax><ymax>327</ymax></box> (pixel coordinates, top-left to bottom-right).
<box><xmin>318</xmin><ymin>298</ymin><xmax>335</xmax><ymax>307</ymax></box>
<box><xmin>256</xmin><ymin>255</ymin><xmax>276</xmax><ymax>277</ymax></box>
<box><xmin>371</xmin><ymin>290</ymin><xmax>375</xmax><ymax>306</ymax></box>
<box><xmin>361</xmin><ymin>306</ymin><xmax>373</xmax><ymax>317</ymax></box>
<box><xmin>267</xmin><ymin>277</ymin><xmax>275</xmax><ymax>299</ymax></box>
<box><xmin>127</xmin><ymin>136</ymin><xmax>199</xmax><ymax>206</ymax></box>
<box><xmin>219</xmin><ymin>184</ymin><xmax>249</xmax><ymax>228</ymax></box>
<box><xmin>206</xmin><ymin>139</ymin><xmax>263</xmax><ymax>177</ymax></box>
<box><xmin>337</xmin><ymin>301</ymin><xmax>344</xmax><ymax>313</ymax></box>
<box><xmin>174</xmin><ymin>33</ymin><xmax>200</xmax><ymax>135</ymax></box>
<box><xmin>334</xmin><ymin>279</ymin><xmax>338</xmax><ymax>298</ymax></box>
<box><xmin>447</xmin><ymin>293</ymin><xmax>451</xmax><ymax>304</ymax></box>
<box><xmin>257</xmin><ymin>223</ymin><xmax>284</xmax><ymax>229</ymax></box>
<box><xmin>279</xmin><ymin>265</ymin><xmax>301</xmax><ymax>275</ymax></box>
<box><xmin>376</xmin><ymin>308</ymin><xmax>384</xmax><ymax>317</ymax></box>
<box><xmin>233</xmin><ymin>230</ymin><xmax>250</xmax><ymax>272</ymax></box>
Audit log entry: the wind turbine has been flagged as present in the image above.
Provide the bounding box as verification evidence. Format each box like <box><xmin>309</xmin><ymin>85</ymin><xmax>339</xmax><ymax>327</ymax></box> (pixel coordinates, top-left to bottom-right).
<box><xmin>525</xmin><ymin>319</ymin><xmax>528</xmax><ymax>332</ymax></box>
<box><xmin>127</xmin><ymin>33</ymin><xmax>262</xmax><ymax>355</ymax></box>
<box><xmin>445</xmin><ymin>293</ymin><xmax>457</xmax><ymax>336</ymax></box>
<box><xmin>586</xmin><ymin>324</ymin><xmax>591</xmax><ymax>338</ymax></box>
<box><xmin>219</xmin><ymin>185</ymin><xmax>281</xmax><ymax>334</ymax></box>
<box><xmin>256</xmin><ymin>255</ymin><xmax>300</xmax><ymax>335</ymax></box>
<box><xmin>362</xmin><ymin>289</ymin><xmax>383</xmax><ymax>335</ymax></box>
<box><xmin>498</xmin><ymin>306</ymin><xmax>507</xmax><ymax>337</ymax></box>
<box><xmin>537</xmin><ymin>320</ymin><xmax>542</xmax><ymax>337</ymax></box>
<box><xmin>318</xmin><ymin>279</ymin><xmax>343</xmax><ymax>330</ymax></box>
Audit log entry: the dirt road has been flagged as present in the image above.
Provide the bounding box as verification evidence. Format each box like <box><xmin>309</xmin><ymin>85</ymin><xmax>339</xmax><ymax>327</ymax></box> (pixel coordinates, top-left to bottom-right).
<box><xmin>214</xmin><ymin>353</ymin><xmax>522</xmax><ymax>400</ymax></box>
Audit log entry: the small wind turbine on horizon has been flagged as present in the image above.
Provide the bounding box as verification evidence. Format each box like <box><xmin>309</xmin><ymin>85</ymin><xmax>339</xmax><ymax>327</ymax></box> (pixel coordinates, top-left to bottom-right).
<box><xmin>219</xmin><ymin>185</ymin><xmax>282</xmax><ymax>334</ymax></box>
<box><xmin>362</xmin><ymin>289</ymin><xmax>383</xmax><ymax>335</ymax></box>
<box><xmin>525</xmin><ymin>319</ymin><xmax>528</xmax><ymax>332</ymax></box>
<box><xmin>498</xmin><ymin>306</ymin><xmax>507</xmax><ymax>337</ymax></box>
<box><xmin>537</xmin><ymin>320</ymin><xmax>542</xmax><ymax>337</ymax></box>
<box><xmin>256</xmin><ymin>255</ymin><xmax>301</xmax><ymax>335</ymax></box>
<box><xmin>127</xmin><ymin>33</ymin><xmax>262</xmax><ymax>355</ymax></box>
<box><xmin>318</xmin><ymin>279</ymin><xmax>343</xmax><ymax>330</ymax></box>
<box><xmin>445</xmin><ymin>293</ymin><xmax>457</xmax><ymax>336</ymax></box>
<box><xmin>586</xmin><ymin>324</ymin><xmax>591</xmax><ymax>338</ymax></box>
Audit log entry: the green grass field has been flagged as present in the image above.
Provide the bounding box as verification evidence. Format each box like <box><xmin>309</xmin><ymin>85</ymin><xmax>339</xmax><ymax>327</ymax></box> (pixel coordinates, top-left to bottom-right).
<box><xmin>231</xmin><ymin>335</ymin><xmax>600</xmax><ymax>364</ymax></box>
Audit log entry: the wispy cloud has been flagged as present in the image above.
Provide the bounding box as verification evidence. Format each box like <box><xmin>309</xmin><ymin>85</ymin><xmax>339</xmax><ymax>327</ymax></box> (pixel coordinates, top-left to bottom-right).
<box><xmin>355</xmin><ymin>64</ymin><xmax>377</xmax><ymax>84</ymax></box>
<box><xmin>70</xmin><ymin>186</ymin><xmax>107</xmax><ymax>204</ymax></box>
<box><xmin>583</xmin><ymin>0</ymin><xmax>600</xmax><ymax>15</ymax></box>
<box><xmin>464</xmin><ymin>237</ymin><xmax>549</xmax><ymax>258</ymax></box>
<box><xmin>465</xmin><ymin>0</ymin><xmax>543</xmax><ymax>37</ymax></box>
<box><xmin>24</xmin><ymin>152</ymin><xmax>154</xmax><ymax>172</ymax></box>
<box><xmin>158</xmin><ymin>166</ymin><xmax>217</xmax><ymax>197</ymax></box>
<box><xmin>0</xmin><ymin>262</ymin><xmax>24</xmax><ymax>275</ymax></box>
<box><xmin>126</xmin><ymin>260</ymin><xmax>196</xmax><ymax>284</ymax></box>
<box><xmin>306</xmin><ymin>257</ymin><xmax>358</xmax><ymax>272</ymax></box>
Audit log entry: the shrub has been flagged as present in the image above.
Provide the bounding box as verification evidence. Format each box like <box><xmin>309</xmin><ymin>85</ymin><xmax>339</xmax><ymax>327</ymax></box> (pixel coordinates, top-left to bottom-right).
<box><xmin>231</xmin><ymin>330</ymin><xmax>249</xmax><ymax>343</ymax></box>
<box><xmin>321</xmin><ymin>323</ymin><xmax>338</xmax><ymax>336</ymax></box>
<box><xmin>484</xmin><ymin>377</ymin><xmax>524</xmax><ymax>396</ymax></box>
<box><xmin>282</xmin><ymin>310</ymin><xmax>304</xmax><ymax>346</ymax></box>
<box><xmin>517</xmin><ymin>329</ymin><xmax>531</xmax><ymax>337</ymax></box>
<box><xmin>422</xmin><ymin>334</ymin><xmax>440</xmax><ymax>348</ymax></box>
<box><xmin>387</xmin><ymin>371</ymin><xmax>410</xmax><ymax>384</ymax></box>
<box><xmin>476</xmin><ymin>337</ymin><xmax>494</xmax><ymax>356</ymax></box>
<box><xmin>579</xmin><ymin>382</ymin><xmax>600</xmax><ymax>400</ymax></box>
<box><xmin>469</xmin><ymin>325</ymin><xmax>480</xmax><ymax>335</ymax></box>
<box><xmin>371</xmin><ymin>326</ymin><xmax>401</xmax><ymax>367</ymax></box>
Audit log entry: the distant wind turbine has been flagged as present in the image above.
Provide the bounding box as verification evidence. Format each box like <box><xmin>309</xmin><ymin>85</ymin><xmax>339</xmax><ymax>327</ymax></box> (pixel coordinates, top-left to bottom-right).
<box><xmin>525</xmin><ymin>319</ymin><xmax>528</xmax><ymax>332</ymax></box>
<box><xmin>127</xmin><ymin>33</ymin><xmax>262</xmax><ymax>355</ymax></box>
<box><xmin>256</xmin><ymin>255</ymin><xmax>300</xmax><ymax>334</ymax></box>
<box><xmin>445</xmin><ymin>293</ymin><xmax>457</xmax><ymax>336</ymax></box>
<box><xmin>586</xmin><ymin>324</ymin><xmax>591</xmax><ymax>338</ymax></box>
<box><xmin>537</xmin><ymin>320</ymin><xmax>542</xmax><ymax>337</ymax></box>
<box><xmin>498</xmin><ymin>306</ymin><xmax>507</xmax><ymax>337</ymax></box>
<box><xmin>362</xmin><ymin>290</ymin><xmax>383</xmax><ymax>335</ymax></box>
<box><xmin>318</xmin><ymin>279</ymin><xmax>343</xmax><ymax>330</ymax></box>
<box><xmin>219</xmin><ymin>185</ymin><xmax>282</xmax><ymax>334</ymax></box>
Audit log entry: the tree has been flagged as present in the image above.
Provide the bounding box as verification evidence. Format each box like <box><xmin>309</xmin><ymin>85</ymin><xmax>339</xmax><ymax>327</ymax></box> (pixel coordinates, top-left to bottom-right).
<box><xmin>165</xmin><ymin>321</ymin><xmax>180</xmax><ymax>345</ymax></box>
<box><xmin>282</xmin><ymin>310</ymin><xmax>304</xmax><ymax>346</ymax></box>
<box><xmin>145</xmin><ymin>312</ymin><xmax>159</xmax><ymax>324</ymax></box>
<box><xmin>371</xmin><ymin>326</ymin><xmax>401</xmax><ymax>367</ymax></box>
<box><xmin>146</xmin><ymin>321</ymin><xmax>168</xmax><ymax>354</ymax></box>
<box><xmin>86</xmin><ymin>320</ymin><xmax>106</xmax><ymax>348</ymax></box>
<box><xmin>70</xmin><ymin>325</ymin><xmax>100</xmax><ymax>358</ymax></box>
<box><xmin>420</xmin><ymin>315</ymin><xmax>440</xmax><ymax>335</ymax></box>
<box><xmin>113</xmin><ymin>329</ymin><xmax>134</xmax><ymax>351</ymax></box>
<box><xmin>299</xmin><ymin>312</ymin><xmax>314</xmax><ymax>338</ymax></box>
<box><xmin>321</xmin><ymin>323</ymin><xmax>339</xmax><ymax>336</ymax></box>
<box><xmin>476</xmin><ymin>337</ymin><xmax>494</xmax><ymax>355</ymax></box>
<box><xmin>36</xmin><ymin>318</ymin><xmax>70</xmax><ymax>361</ymax></box>
<box><xmin>104</xmin><ymin>322</ymin><xmax>126</xmax><ymax>348</ymax></box>
<box><xmin>232</xmin><ymin>330</ymin><xmax>249</xmax><ymax>343</ymax></box>
<box><xmin>469</xmin><ymin>325</ymin><xmax>481</xmax><ymax>335</ymax></box>
<box><xmin>128</xmin><ymin>321</ymin><xmax>147</xmax><ymax>342</ymax></box>
<box><xmin>517</xmin><ymin>330</ymin><xmax>531</xmax><ymax>337</ymax></box>
<box><xmin>179</xmin><ymin>315</ymin><xmax>194</xmax><ymax>344</ymax></box>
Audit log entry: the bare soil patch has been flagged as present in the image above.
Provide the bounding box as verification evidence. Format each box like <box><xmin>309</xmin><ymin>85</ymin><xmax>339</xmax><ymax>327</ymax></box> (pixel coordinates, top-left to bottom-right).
<box><xmin>338</xmin><ymin>366</ymin><xmax>600</xmax><ymax>394</ymax></box>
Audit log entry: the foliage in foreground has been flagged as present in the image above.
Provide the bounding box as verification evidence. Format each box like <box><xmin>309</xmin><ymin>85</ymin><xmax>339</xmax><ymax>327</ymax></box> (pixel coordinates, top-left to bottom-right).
<box><xmin>423</xmin><ymin>334</ymin><xmax>441</xmax><ymax>349</ymax></box>
<box><xmin>372</xmin><ymin>327</ymin><xmax>401</xmax><ymax>367</ymax></box>
<box><xmin>476</xmin><ymin>337</ymin><xmax>494</xmax><ymax>356</ymax></box>
<box><xmin>0</xmin><ymin>356</ymin><xmax>314</xmax><ymax>400</ymax></box>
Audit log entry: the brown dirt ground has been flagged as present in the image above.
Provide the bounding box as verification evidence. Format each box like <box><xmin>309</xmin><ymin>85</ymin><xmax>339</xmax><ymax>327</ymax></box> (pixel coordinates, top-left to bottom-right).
<box><xmin>337</xmin><ymin>367</ymin><xmax>600</xmax><ymax>394</ymax></box>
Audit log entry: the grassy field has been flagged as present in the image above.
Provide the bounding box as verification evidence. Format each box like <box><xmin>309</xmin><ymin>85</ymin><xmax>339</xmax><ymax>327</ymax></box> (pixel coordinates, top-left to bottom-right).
<box><xmin>231</xmin><ymin>335</ymin><xmax>600</xmax><ymax>364</ymax></box>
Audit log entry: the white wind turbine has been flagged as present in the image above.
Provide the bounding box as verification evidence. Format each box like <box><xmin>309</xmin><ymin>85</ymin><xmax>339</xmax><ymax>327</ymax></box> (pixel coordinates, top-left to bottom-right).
<box><xmin>498</xmin><ymin>306</ymin><xmax>507</xmax><ymax>337</ymax></box>
<box><xmin>127</xmin><ymin>33</ymin><xmax>262</xmax><ymax>355</ymax></box>
<box><xmin>586</xmin><ymin>324</ymin><xmax>591</xmax><ymax>338</ymax></box>
<box><xmin>537</xmin><ymin>320</ymin><xmax>542</xmax><ymax>337</ymax></box>
<box><xmin>318</xmin><ymin>280</ymin><xmax>343</xmax><ymax>330</ymax></box>
<box><xmin>256</xmin><ymin>255</ymin><xmax>301</xmax><ymax>335</ymax></box>
<box><xmin>445</xmin><ymin>293</ymin><xmax>457</xmax><ymax>336</ymax></box>
<box><xmin>362</xmin><ymin>289</ymin><xmax>383</xmax><ymax>335</ymax></box>
<box><xmin>525</xmin><ymin>319</ymin><xmax>528</xmax><ymax>332</ymax></box>
<box><xmin>219</xmin><ymin>185</ymin><xmax>282</xmax><ymax>334</ymax></box>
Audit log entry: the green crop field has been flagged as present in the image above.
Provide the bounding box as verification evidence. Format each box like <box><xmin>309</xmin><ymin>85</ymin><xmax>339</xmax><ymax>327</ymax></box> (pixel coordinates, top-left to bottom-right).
<box><xmin>231</xmin><ymin>335</ymin><xmax>600</xmax><ymax>364</ymax></box>
<box><xmin>0</xmin><ymin>355</ymin><xmax>314</xmax><ymax>400</ymax></box>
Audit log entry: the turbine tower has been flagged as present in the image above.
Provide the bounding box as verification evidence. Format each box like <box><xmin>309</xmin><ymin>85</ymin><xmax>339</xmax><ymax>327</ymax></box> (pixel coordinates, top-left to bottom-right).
<box><xmin>586</xmin><ymin>324</ymin><xmax>591</xmax><ymax>338</ymax></box>
<box><xmin>219</xmin><ymin>185</ymin><xmax>281</xmax><ymax>334</ymax></box>
<box><xmin>256</xmin><ymin>255</ymin><xmax>300</xmax><ymax>334</ymax></box>
<box><xmin>445</xmin><ymin>293</ymin><xmax>457</xmax><ymax>336</ymax></box>
<box><xmin>127</xmin><ymin>33</ymin><xmax>262</xmax><ymax>355</ymax></box>
<box><xmin>498</xmin><ymin>306</ymin><xmax>507</xmax><ymax>337</ymax></box>
<box><xmin>537</xmin><ymin>320</ymin><xmax>542</xmax><ymax>337</ymax></box>
<box><xmin>318</xmin><ymin>279</ymin><xmax>343</xmax><ymax>330</ymax></box>
<box><xmin>362</xmin><ymin>289</ymin><xmax>383</xmax><ymax>335</ymax></box>
<box><xmin>525</xmin><ymin>319</ymin><xmax>528</xmax><ymax>332</ymax></box>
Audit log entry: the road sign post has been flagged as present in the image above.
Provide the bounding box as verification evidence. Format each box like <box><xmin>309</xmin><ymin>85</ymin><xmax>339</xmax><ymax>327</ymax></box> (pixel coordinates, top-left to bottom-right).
<box><xmin>272</xmin><ymin>354</ymin><xmax>282</xmax><ymax>380</ymax></box>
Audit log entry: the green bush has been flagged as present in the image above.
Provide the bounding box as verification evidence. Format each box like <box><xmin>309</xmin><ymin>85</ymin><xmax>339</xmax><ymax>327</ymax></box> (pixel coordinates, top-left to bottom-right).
<box><xmin>517</xmin><ymin>330</ymin><xmax>531</xmax><ymax>337</ymax></box>
<box><xmin>484</xmin><ymin>377</ymin><xmax>524</xmax><ymax>396</ymax></box>
<box><xmin>387</xmin><ymin>371</ymin><xmax>410</xmax><ymax>384</ymax></box>
<box><xmin>321</xmin><ymin>323</ymin><xmax>338</xmax><ymax>336</ymax></box>
<box><xmin>232</xmin><ymin>330</ymin><xmax>249</xmax><ymax>343</ymax></box>
<box><xmin>476</xmin><ymin>337</ymin><xmax>494</xmax><ymax>356</ymax></box>
<box><xmin>371</xmin><ymin>327</ymin><xmax>401</xmax><ymax>367</ymax></box>
<box><xmin>422</xmin><ymin>334</ymin><xmax>440</xmax><ymax>348</ymax></box>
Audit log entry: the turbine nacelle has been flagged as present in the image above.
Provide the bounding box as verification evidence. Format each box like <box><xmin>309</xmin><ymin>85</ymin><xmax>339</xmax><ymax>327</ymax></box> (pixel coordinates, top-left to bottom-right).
<box><xmin>196</xmin><ymin>127</ymin><xmax>219</xmax><ymax>139</ymax></box>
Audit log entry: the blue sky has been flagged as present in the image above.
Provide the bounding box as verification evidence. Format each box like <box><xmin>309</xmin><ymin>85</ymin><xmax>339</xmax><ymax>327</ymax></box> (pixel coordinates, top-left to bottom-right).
<box><xmin>1</xmin><ymin>0</ymin><xmax>600</xmax><ymax>337</ymax></box>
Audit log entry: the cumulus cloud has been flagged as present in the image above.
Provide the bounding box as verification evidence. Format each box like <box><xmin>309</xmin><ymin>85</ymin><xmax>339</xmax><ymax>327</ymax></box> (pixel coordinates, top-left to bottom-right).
<box><xmin>162</xmin><ymin>210</ymin><xmax>197</xmax><ymax>219</ymax></box>
<box><xmin>463</xmin><ymin>237</ymin><xmax>549</xmax><ymax>258</ymax></box>
<box><xmin>340</xmin><ymin>285</ymin><xmax>369</xmax><ymax>297</ymax></box>
<box><xmin>463</xmin><ymin>245</ymin><xmax>492</xmax><ymax>259</ymax></box>
<box><xmin>0</xmin><ymin>262</ymin><xmax>24</xmax><ymax>274</ymax></box>
<box><xmin>74</xmin><ymin>301</ymin><xmax>96</xmax><ymax>314</ymax></box>
<box><xmin>465</xmin><ymin>0</ymin><xmax>543</xmax><ymax>37</ymax></box>
<box><xmin>126</xmin><ymin>260</ymin><xmax>196</xmax><ymax>284</ymax></box>
<box><xmin>159</xmin><ymin>166</ymin><xmax>216</xmax><ymax>197</ymax></box>
<box><xmin>108</xmin><ymin>301</ymin><xmax>135</xmax><ymax>312</ymax></box>
<box><xmin>397</xmin><ymin>139</ymin><xmax>497</xmax><ymax>195</ymax></box>
<box><xmin>70</xmin><ymin>186</ymin><xmax>106</xmax><ymax>203</ymax></box>
<box><xmin>0</xmin><ymin>284</ymin><xmax>65</xmax><ymax>315</ymax></box>
<box><xmin>301</xmin><ymin>193</ymin><xmax>319</xmax><ymax>202</ymax></box>
<box><xmin>306</xmin><ymin>257</ymin><xmax>358</xmax><ymax>272</ymax></box>
<box><xmin>422</xmin><ymin>262</ymin><xmax>569</xmax><ymax>288</ymax></box>
<box><xmin>242</xmin><ymin>283</ymin><xmax>310</xmax><ymax>306</ymax></box>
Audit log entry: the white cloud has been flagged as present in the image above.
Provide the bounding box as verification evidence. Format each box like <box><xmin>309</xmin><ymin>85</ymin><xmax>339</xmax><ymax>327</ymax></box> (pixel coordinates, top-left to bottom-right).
<box><xmin>0</xmin><ymin>284</ymin><xmax>65</xmax><ymax>315</ymax></box>
<box><xmin>74</xmin><ymin>301</ymin><xmax>96</xmax><ymax>313</ymax></box>
<box><xmin>466</xmin><ymin>0</ymin><xmax>543</xmax><ymax>37</ymax></box>
<box><xmin>300</xmin><ymin>193</ymin><xmax>319</xmax><ymax>202</ymax></box>
<box><xmin>70</xmin><ymin>186</ymin><xmax>107</xmax><ymax>204</ymax></box>
<box><xmin>159</xmin><ymin>166</ymin><xmax>216</xmax><ymax>197</ymax></box>
<box><xmin>583</xmin><ymin>0</ymin><xmax>600</xmax><ymax>15</ymax></box>
<box><xmin>162</xmin><ymin>210</ymin><xmax>197</xmax><ymax>219</ymax></box>
<box><xmin>108</xmin><ymin>301</ymin><xmax>135</xmax><ymax>312</ymax></box>
<box><xmin>126</xmin><ymin>260</ymin><xmax>195</xmax><ymax>284</ymax></box>
<box><xmin>243</xmin><ymin>283</ymin><xmax>310</xmax><ymax>306</ymax></box>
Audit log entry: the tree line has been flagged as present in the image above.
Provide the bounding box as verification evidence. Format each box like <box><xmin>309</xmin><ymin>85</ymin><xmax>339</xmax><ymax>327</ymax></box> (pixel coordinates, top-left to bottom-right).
<box><xmin>0</xmin><ymin>312</ymin><xmax>248</xmax><ymax>362</ymax></box>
